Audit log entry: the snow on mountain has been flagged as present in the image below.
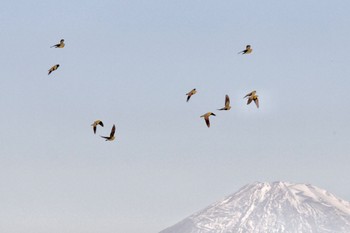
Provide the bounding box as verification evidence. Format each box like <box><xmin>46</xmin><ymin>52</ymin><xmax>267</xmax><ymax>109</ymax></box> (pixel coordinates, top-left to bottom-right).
<box><xmin>160</xmin><ymin>182</ymin><xmax>350</xmax><ymax>233</ymax></box>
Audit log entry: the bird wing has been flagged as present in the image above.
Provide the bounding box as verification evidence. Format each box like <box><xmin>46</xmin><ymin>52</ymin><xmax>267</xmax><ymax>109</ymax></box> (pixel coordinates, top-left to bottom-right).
<box><xmin>254</xmin><ymin>98</ymin><xmax>259</xmax><ymax>108</ymax></box>
<box><xmin>244</xmin><ymin>91</ymin><xmax>255</xmax><ymax>98</ymax></box>
<box><xmin>186</xmin><ymin>95</ymin><xmax>191</xmax><ymax>102</ymax></box>
<box><xmin>225</xmin><ymin>95</ymin><xmax>230</xmax><ymax>107</ymax></box>
<box><xmin>110</xmin><ymin>124</ymin><xmax>116</xmax><ymax>137</ymax></box>
<box><xmin>50</xmin><ymin>43</ymin><xmax>59</xmax><ymax>48</ymax></box>
<box><xmin>247</xmin><ymin>98</ymin><xmax>253</xmax><ymax>105</ymax></box>
<box><xmin>205</xmin><ymin>117</ymin><xmax>210</xmax><ymax>128</ymax></box>
<box><xmin>98</xmin><ymin>121</ymin><xmax>104</xmax><ymax>127</ymax></box>
<box><xmin>93</xmin><ymin>126</ymin><xmax>97</xmax><ymax>134</ymax></box>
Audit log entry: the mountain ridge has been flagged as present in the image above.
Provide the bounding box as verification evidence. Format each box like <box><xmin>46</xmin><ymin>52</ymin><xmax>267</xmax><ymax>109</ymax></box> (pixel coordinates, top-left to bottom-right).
<box><xmin>160</xmin><ymin>181</ymin><xmax>350</xmax><ymax>233</ymax></box>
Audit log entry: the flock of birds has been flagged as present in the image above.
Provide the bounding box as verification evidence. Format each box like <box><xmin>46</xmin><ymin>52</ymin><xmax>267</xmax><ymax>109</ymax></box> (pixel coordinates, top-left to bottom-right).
<box><xmin>48</xmin><ymin>39</ymin><xmax>116</xmax><ymax>141</ymax></box>
<box><xmin>48</xmin><ymin>40</ymin><xmax>259</xmax><ymax>141</ymax></box>
<box><xmin>187</xmin><ymin>88</ymin><xmax>259</xmax><ymax>128</ymax></box>
<box><xmin>186</xmin><ymin>44</ymin><xmax>259</xmax><ymax>128</ymax></box>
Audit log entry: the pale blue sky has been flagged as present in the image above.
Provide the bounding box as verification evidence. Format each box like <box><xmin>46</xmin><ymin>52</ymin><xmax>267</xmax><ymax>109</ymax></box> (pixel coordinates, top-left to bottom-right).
<box><xmin>1</xmin><ymin>1</ymin><xmax>350</xmax><ymax>233</ymax></box>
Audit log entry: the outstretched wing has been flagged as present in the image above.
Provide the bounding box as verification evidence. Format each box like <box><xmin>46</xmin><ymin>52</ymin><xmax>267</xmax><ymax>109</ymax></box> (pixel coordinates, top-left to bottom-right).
<box><xmin>93</xmin><ymin>126</ymin><xmax>97</xmax><ymax>134</ymax></box>
<box><xmin>238</xmin><ymin>49</ymin><xmax>247</xmax><ymax>54</ymax></box>
<box><xmin>98</xmin><ymin>121</ymin><xmax>104</xmax><ymax>127</ymax></box>
<box><xmin>254</xmin><ymin>98</ymin><xmax>259</xmax><ymax>108</ymax></box>
<box><xmin>244</xmin><ymin>91</ymin><xmax>255</xmax><ymax>98</ymax></box>
<box><xmin>247</xmin><ymin>98</ymin><xmax>253</xmax><ymax>105</ymax></box>
<box><xmin>243</xmin><ymin>93</ymin><xmax>251</xmax><ymax>98</ymax></box>
<box><xmin>110</xmin><ymin>124</ymin><xmax>116</xmax><ymax>137</ymax></box>
<box><xmin>205</xmin><ymin>118</ymin><xmax>210</xmax><ymax>128</ymax></box>
<box><xmin>225</xmin><ymin>95</ymin><xmax>230</xmax><ymax>107</ymax></box>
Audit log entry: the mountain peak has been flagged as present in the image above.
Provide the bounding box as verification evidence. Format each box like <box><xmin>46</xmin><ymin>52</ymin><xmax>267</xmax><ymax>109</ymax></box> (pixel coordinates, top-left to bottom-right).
<box><xmin>160</xmin><ymin>182</ymin><xmax>350</xmax><ymax>233</ymax></box>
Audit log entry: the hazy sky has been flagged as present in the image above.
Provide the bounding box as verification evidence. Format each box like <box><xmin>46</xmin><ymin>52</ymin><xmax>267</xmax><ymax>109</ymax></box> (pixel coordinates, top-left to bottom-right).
<box><xmin>1</xmin><ymin>1</ymin><xmax>350</xmax><ymax>233</ymax></box>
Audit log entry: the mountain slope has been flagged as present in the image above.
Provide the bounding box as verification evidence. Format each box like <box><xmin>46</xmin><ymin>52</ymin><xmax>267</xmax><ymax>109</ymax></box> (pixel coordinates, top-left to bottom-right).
<box><xmin>160</xmin><ymin>182</ymin><xmax>350</xmax><ymax>233</ymax></box>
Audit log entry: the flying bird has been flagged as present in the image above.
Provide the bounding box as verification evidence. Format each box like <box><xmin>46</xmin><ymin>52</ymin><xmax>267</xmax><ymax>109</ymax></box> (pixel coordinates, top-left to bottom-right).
<box><xmin>101</xmin><ymin>124</ymin><xmax>116</xmax><ymax>141</ymax></box>
<box><xmin>238</xmin><ymin>45</ymin><xmax>252</xmax><ymax>54</ymax></box>
<box><xmin>186</xmin><ymin>88</ymin><xmax>197</xmax><ymax>102</ymax></box>
<box><xmin>91</xmin><ymin>120</ymin><xmax>104</xmax><ymax>134</ymax></box>
<box><xmin>51</xmin><ymin>39</ymin><xmax>65</xmax><ymax>48</ymax></box>
<box><xmin>244</xmin><ymin>90</ymin><xmax>259</xmax><ymax>108</ymax></box>
<box><xmin>200</xmin><ymin>112</ymin><xmax>216</xmax><ymax>128</ymax></box>
<box><xmin>48</xmin><ymin>64</ymin><xmax>60</xmax><ymax>75</ymax></box>
<box><xmin>218</xmin><ymin>94</ymin><xmax>231</xmax><ymax>111</ymax></box>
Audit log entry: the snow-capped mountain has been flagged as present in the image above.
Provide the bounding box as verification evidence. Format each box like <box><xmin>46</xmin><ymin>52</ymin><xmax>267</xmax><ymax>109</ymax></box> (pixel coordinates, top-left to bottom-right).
<box><xmin>160</xmin><ymin>182</ymin><xmax>350</xmax><ymax>233</ymax></box>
